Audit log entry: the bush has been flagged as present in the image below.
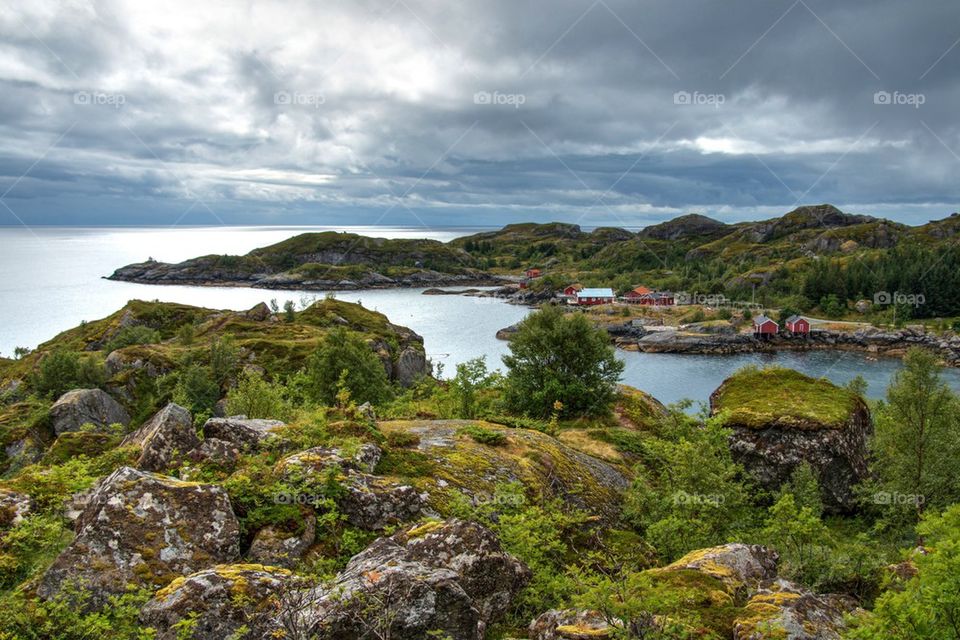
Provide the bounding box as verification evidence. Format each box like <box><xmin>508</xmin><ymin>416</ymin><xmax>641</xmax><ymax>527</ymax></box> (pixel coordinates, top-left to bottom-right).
<box><xmin>103</xmin><ymin>325</ymin><xmax>161</xmax><ymax>353</ymax></box>
<box><xmin>170</xmin><ymin>363</ymin><xmax>219</xmax><ymax>419</ymax></box>
<box><xmin>225</xmin><ymin>369</ymin><xmax>292</xmax><ymax>421</ymax></box>
<box><xmin>502</xmin><ymin>306</ymin><xmax>624</xmax><ymax>418</ymax></box>
<box><xmin>458</xmin><ymin>424</ymin><xmax>507</xmax><ymax>446</ymax></box>
<box><xmin>28</xmin><ymin>350</ymin><xmax>105</xmax><ymax>399</ymax></box>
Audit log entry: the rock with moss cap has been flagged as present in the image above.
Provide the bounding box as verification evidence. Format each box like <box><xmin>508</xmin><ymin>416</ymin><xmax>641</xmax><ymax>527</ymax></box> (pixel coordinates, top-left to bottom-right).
<box><xmin>248</xmin><ymin>512</ymin><xmax>316</xmax><ymax>568</ymax></box>
<box><xmin>656</xmin><ymin>543</ymin><xmax>780</xmax><ymax>602</ymax></box>
<box><xmin>139</xmin><ymin>564</ymin><xmax>295</xmax><ymax>640</ymax></box>
<box><xmin>710</xmin><ymin>367</ymin><xmax>872</xmax><ymax>512</ymax></box>
<box><xmin>121</xmin><ymin>403</ymin><xmax>199</xmax><ymax>471</ymax></box>
<box><xmin>301</xmin><ymin>519</ymin><xmax>530</xmax><ymax>639</ymax></box>
<box><xmin>733</xmin><ymin>578</ymin><xmax>858</xmax><ymax>639</ymax></box>
<box><xmin>49</xmin><ymin>388</ymin><xmax>130</xmax><ymax>435</ymax></box>
<box><xmin>37</xmin><ymin>466</ymin><xmax>240</xmax><ymax>608</ymax></box>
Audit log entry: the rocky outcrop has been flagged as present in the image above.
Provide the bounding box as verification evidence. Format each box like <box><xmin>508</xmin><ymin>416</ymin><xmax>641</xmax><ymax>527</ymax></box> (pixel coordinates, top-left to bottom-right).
<box><xmin>529</xmin><ymin>609</ymin><xmax>617</xmax><ymax>639</ymax></box>
<box><xmin>394</xmin><ymin>347</ymin><xmax>429</xmax><ymax>387</ymax></box>
<box><xmin>186</xmin><ymin>437</ymin><xmax>241</xmax><ymax>467</ymax></box>
<box><xmin>378</xmin><ymin>420</ymin><xmax>629</xmax><ymax>521</ymax></box>
<box><xmin>658</xmin><ymin>543</ymin><xmax>780</xmax><ymax>600</ymax></box>
<box><xmin>638</xmin><ymin>213</ymin><xmax>730</xmax><ymax>241</ymax></box>
<box><xmin>202</xmin><ymin>416</ymin><xmax>286</xmax><ymax>450</ymax></box>
<box><xmin>733</xmin><ymin>579</ymin><xmax>859</xmax><ymax>640</ymax></box>
<box><xmin>0</xmin><ymin>488</ymin><xmax>30</xmax><ymax>527</ymax></box>
<box><xmin>140</xmin><ymin>564</ymin><xmax>293</xmax><ymax>640</ymax></box>
<box><xmin>38</xmin><ymin>467</ymin><xmax>239</xmax><ymax>608</ymax></box>
<box><xmin>303</xmin><ymin>519</ymin><xmax>531</xmax><ymax>639</ymax></box>
<box><xmin>278</xmin><ymin>444</ymin><xmax>425</xmax><ymax>530</ymax></box>
<box><xmin>711</xmin><ymin>369</ymin><xmax>872</xmax><ymax>513</ymax></box>
<box><xmin>49</xmin><ymin>388</ymin><xmax>130</xmax><ymax>435</ymax></box>
<box><xmin>122</xmin><ymin>403</ymin><xmax>199</xmax><ymax>472</ymax></box>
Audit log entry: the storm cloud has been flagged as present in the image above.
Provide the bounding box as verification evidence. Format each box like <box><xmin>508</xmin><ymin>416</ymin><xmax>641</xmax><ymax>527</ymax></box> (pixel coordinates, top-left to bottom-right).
<box><xmin>0</xmin><ymin>0</ymin><xmax>957</xmax><ymax>228</ymax></box>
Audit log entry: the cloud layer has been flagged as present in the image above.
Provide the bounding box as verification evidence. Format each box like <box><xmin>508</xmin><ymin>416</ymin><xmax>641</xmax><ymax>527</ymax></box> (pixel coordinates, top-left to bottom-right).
<box><xmin>0</xmin><ymin>0</ymin><xmax>958</xmax><ymax>228</ymax></box>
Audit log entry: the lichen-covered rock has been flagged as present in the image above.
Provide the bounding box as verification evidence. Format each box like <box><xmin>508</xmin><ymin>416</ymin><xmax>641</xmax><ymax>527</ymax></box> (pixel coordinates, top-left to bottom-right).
<box><xmin>49</xmin><ymin>388</ymin><xmax>130</xmax><ymax>435</ymax></box>
<box><xmin>140</xmin><ymin>564</ymin><xmax>293</xmax><ymax>640</ymax></box>
<box><xmin>377</xmin><ymin>420</ymin><xmax>629</xmax><ymax>521</ymax></box>
<box><xmin>711</xmin><ymin>368</ymin><xmax>872</xmax><ymax>512</ymax></box>
<box><xmin>249</xmin><ymin>513</ymin><xmax>316</xmax><ymax>568</ymax></box>
<box><xmin>303</xmin><ymin>519</ymin><xmax>530</xmax><ymax>639</ymax></box>
<box><xmin>733</xmin><ymin>579</ymin><xmax>858</xmax><ymax>640</ymax></box>
<box><xmin>529</xmin><ymin>609</ymin><xmax>617</xmax><ymax>639</ymax></box>
<box><xmin>37</xmin><ymin>466</ymin><xmax>240</xmax><ymax>608</ymax></box>
<box><xmin>245</xmin><ymin>301</ymin><xmax>272</xmax><ymax>321</ymax></box>
<box><xmin>186</xmin><ymin>437</ymin><xmax>240</xmax><ymax>468</ymax></box>
<box><xmin>0</xmin><ymin>488</ymin><xmax>30</xmax><ymax>527</ymax></box>
<box><xmin>279</xmin><ymin>445</ymin><xmax>424</xmax><ymax>530</ymax></box>
<box><xmin>202</xmin><ymin>415</ymin><xmax>286</xmax><ymax>450</ymax></box>
<box><xmin>394</xmin><ymin>346</ymin><xmax>428</xmax><ymax>387</ymax></box>
<box><xmin>121</xmin><ymin>403</ymin><xmax>198</xmax><ymax>472</ymax></box>
<box><xmin>658</xmin><ymin>544</ymin><xmax>780</xmax><ymax>599</ymax></box>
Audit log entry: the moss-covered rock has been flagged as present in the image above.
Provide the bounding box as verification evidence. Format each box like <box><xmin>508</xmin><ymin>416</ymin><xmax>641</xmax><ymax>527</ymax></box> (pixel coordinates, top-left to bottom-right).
<box><xmin>377</xmin><ymin>420</ymin><xmax>630</xmax><ymax>521</ymax></box>
<box><xmin>732</xmin><ymin>578</ymin><xmax>859</xmax><ymax>640</ymax></box>
<box><xmin>710</xmin><ymin>368</ymin><xmax>872</xmax><ymax>512</ymax></box>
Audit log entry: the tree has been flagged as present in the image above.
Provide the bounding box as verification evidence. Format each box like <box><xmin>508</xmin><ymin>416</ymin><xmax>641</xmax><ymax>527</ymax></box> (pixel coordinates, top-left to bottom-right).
<box><xmin>28</xmin><ymin>350</ymin><xmax>105</xmax><ymax>399</ymax></box>
<box><xmin>448</xmin><ymin>356</ymin><xmax>499</xmax><ymax>419</ymax></box>
<box><xmin>209</xmin><ymin>337</ymin><xmax>240</xmax><ymax>389</ymax></box>
<box><xmin>761</xmin><ymin>493</ymin><xmax>831</xmax><ymax>585</ymax></box>
<box><xmin>171</xmin><ymin>363</ymin><xmax>220</xmax><ymax>418</ymax></box>
<box><xmin>501</xmin><ymin>306</ymin><xmax>624</xmax><ymax>418</ymax></box>
<box><xmin>870</xmin><ymin>348</ymin><xmax>960</xmax><ymax>533</ymax></box>
<box><xmin>847</xmin><ymin>504</ymin><xmax>960</xmax><ymax>640</ymax></box>
<box><xmin>304</xmin><ymin>328</ymin><xmax>391</xmax><ymax>406</ymax></box>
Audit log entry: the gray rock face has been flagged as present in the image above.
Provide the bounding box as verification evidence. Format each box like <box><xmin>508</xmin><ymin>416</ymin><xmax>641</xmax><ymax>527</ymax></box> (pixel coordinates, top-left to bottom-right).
<box><xmin>661</xmin><ymin>543</ymin><xmax>780</xmax><ymax>599</ymax></box>
<box><xmin>279</xmin><ymin>445</ymin><xmax>424</xmax><ymax>530</ymax></box>
<box><xmin>38</xmin><ymin>466</ymin><xmax>240</xmax><ymax>608</ymax></box>
<box><xmin>394</xmin><ymin>347</ymin><xmax>428</xmax><ymax>387</ymax></box>
<box><xmin>140</xmin><ymin>564</ymin><xmax>294</xmax><ymax>640</ymax></box>
<box><xmin>249</xmin><ymin>513</ymin><xmax>316</xmax><ymax>568</ymax></box>
<box><xmin>0</xmin><ymin>488</ymin><xmax>30</xmax><ymax>527</ymax></box>
<box><xmin>186</xmin><ymin>438</ymin><xmax>240</xmax><ymax>468</ymax></box>
<box><xmin>122</xmin><ymin>403</ymin><xmax>199</xmax><ymax>472</ymax></box>
<box><xmin>304</xmin><ymin>519</ymin><xmax>531</xmax><ymax>640</ymax></box>
<box><xmin>733</xmin><ymin>578</ymin><xmax>859</xmax><ymax>640</ymax></box>
<box><xmin>202</xmin><ymin>416</ymin><xmax>286</xmax><ymax>450</ymax></box>
<box><xmin>49</xmin><ymin>388</ymin><xmax>130</xmax><ymax>435</ymax></box>
<box><xmin>718</xmin><ymin>401</ymin><xmax>873</xmax><ymax>513</ymax></box>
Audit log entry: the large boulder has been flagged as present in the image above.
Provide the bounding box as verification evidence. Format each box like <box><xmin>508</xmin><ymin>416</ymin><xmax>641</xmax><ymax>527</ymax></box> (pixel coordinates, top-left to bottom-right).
<box><xmin>0</xmin><ymin>488</ymin><xmax>30</xmax><ymax>527</ymax></box>
<box><xmin>248</xmin><ymin>512</ymin><xmax>316</xmax><ymax>568</ymax></box>
<box><xmin>394</xmin><ymin>347</ymin><xmax>429</xmax><ymax>387</ymax></box>
<box><xmin>140</xmin><ymin>564</ymin><xmax>294</xmax><ymax>640</ymax></box>
<box><xmin>49</xmin><ymin>388</ymin><xmax>130</xmax><ymax>435</ymax></box>
<box><xmin>121</xmin><ymin>403</ymin><xmax>198</xmax><ymax>472</ymax></box>
<box><xmin>278</xmin><ymin>444</ymin><xmax>425</xmax><ymax>530</ymax></box>
<box><xmin>37</xmin><ymin>466</ymin><xmax>240</xmax><ymax>608</ymax></box>
<box><xmin>202</xmin><ymin>416</ymin><xmax>286</xmax><ymax>450</ymax></box>
<box><xmin>657</xmin><ymin>543</ymin><xmax>780</xmax><ymax>601</ymax></box>
<box><xmin>710</xmin><ymin>367</ymin><xmax>872</xmax><ymax>512</ymax></box>
<box><xmin>733</xmin><ymin>579</ymin><xmax>859</xmax><ymax>640</ymax></box>
<box><xmin>303</xmin><ymin>519</ymin><xmax>530</xmax><ymax>639</ymax></box>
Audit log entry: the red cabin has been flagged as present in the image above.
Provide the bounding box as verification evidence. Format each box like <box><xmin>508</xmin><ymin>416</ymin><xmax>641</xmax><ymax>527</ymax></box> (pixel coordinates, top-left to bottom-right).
<box><xmin>753</xmin><ymin>314</ymin><xmax>779</xmax><ymax>336</ymax></box>
<box><xmin>525</xmin><ymin>268</ymin><xmax>542</xmax><ymax>278</ymax></box>
<box><xmin>623</xmin><ymin>286</ymin><xmax>674</xmax><ymax>306</ymax></box>
<box><xmin>563</xmin><ymin>284</ymin><xmax>583</xmax><ymax>297</ymax></box>
<box><xmin>785</xmin><ymin>315</ymin><xmax>811</xmax><ymax>334</ymax></box>
<box><xmin>575</xmin><ymin>288</ymin><xmax>616</xmax><ymax>305</ymax></box>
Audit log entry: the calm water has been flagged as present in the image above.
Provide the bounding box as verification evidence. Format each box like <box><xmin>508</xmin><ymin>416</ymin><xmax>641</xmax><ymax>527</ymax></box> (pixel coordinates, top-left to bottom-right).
<box><xmin>2</xmin><ymin>226</ymin><xmax>959</xmax><ymax>405</ymax></box>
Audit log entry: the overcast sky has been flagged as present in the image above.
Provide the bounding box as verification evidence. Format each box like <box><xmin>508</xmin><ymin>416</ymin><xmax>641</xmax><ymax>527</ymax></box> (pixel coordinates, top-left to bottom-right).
<box><xmin>0</xmin><ymin>0</ymin><xmax>958</xmax><ymax>229</ymax></box>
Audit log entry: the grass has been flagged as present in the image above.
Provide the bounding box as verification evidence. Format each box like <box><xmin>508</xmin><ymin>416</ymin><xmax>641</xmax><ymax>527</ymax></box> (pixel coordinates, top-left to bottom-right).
<box><xmin>711</xmin><ymin>366</ymin><xmax>860</xmax><ymax>430</ymax></box>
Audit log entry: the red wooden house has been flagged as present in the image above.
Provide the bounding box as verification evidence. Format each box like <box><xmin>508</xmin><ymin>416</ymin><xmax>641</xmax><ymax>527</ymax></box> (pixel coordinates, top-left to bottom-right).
<box><xmin>562</xmin><ymin>283</ymin><xmax>583</xmax><ymax>297</ymax></box>
<box><xmin>525</xmin><ymin>268</ymin><xmax>542</xmax><ymax>278</ymax></box>
<box><xmin>623</xmin><ymin>286</ymin><xmax>674</xmax><ymax>306</ymax></box>
<box><xmin>623</xmin><ymin>285</ymin><xmax>653</xmax><ymax>301</ymax></box>
<box><xmin>753</xmin><ymin>314</ymin><xmax>779</xmax><ymax>336</ymax></box>
<box><xmin>785</xmin><ymin>315</ymin><xmax>811</xmax><ymax>334</ymax></box>
<box><xmin>575</xmin><ymin>288</ymin><xmax>616</xmax><ymax>305</ymax></box>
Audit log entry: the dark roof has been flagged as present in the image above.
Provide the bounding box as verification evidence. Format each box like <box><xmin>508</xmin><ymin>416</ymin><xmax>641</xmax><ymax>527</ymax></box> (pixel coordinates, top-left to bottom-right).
<box><xmin>753</xmin><ymin>314</ymin><xmax>778</xmax><ymax>325</ymax></box>
<box><xmin>785</xmin><ymin>314</ymin><xmax>805</xmax><ymax>324</ymax></box>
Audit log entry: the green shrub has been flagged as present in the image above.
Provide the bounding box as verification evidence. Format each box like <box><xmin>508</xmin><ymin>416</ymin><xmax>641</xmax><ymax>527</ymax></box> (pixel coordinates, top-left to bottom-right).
<box><xmin>225</xmin><ymin>369</ymin><xmax>292</xmax><ymax>421</ymax></box>
<box><xmin>457</xmin><ymin>425</ymin><xmax>507</xmax><ymax>446</ymax></box>
<box><xmin>103</xmin><ymin>326</ymin><xmax>161</xmax><ymax>353</ymax></box>
<box><xmin>304</xmin><ymin>328</ymin><xmax>391</xmax><ymax>406</ymax></box>
<box><xmin>28</xmin><ymin>350</ymin><xmax>105</xmax><ymax>399</ymax></box>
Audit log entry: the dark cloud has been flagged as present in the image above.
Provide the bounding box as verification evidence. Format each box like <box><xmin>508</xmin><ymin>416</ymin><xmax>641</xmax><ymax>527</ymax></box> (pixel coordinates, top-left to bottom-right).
<box><xmin>0</xmin><ymin>0</ymin><xmax>957</xmax><ymax>228</ymax></box>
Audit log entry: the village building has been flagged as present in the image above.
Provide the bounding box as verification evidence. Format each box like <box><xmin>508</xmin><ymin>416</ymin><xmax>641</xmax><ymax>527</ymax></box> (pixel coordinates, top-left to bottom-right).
<box><xmin>575</xmin><ymin>287</ymin><xmax>616</xmax><ymax>306</ymax></box>
<box><xmin>753</xmin><ymin>314</ymin><xmax>779</xmax><ymax>336</ymax></box>
<box><xmin>562</xmin><ymin>283</ymin><xmax>584</xmax><ymax>297</ymax></box>
<box><xmin>622</xmin><ymin>286</ymin><xmax>675</xmax><ymax>306</ymax></box>
<box><xmin>785</xmin><ymin>314</ymin><xmax>811</xmax><ymax>334</ymax></box>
